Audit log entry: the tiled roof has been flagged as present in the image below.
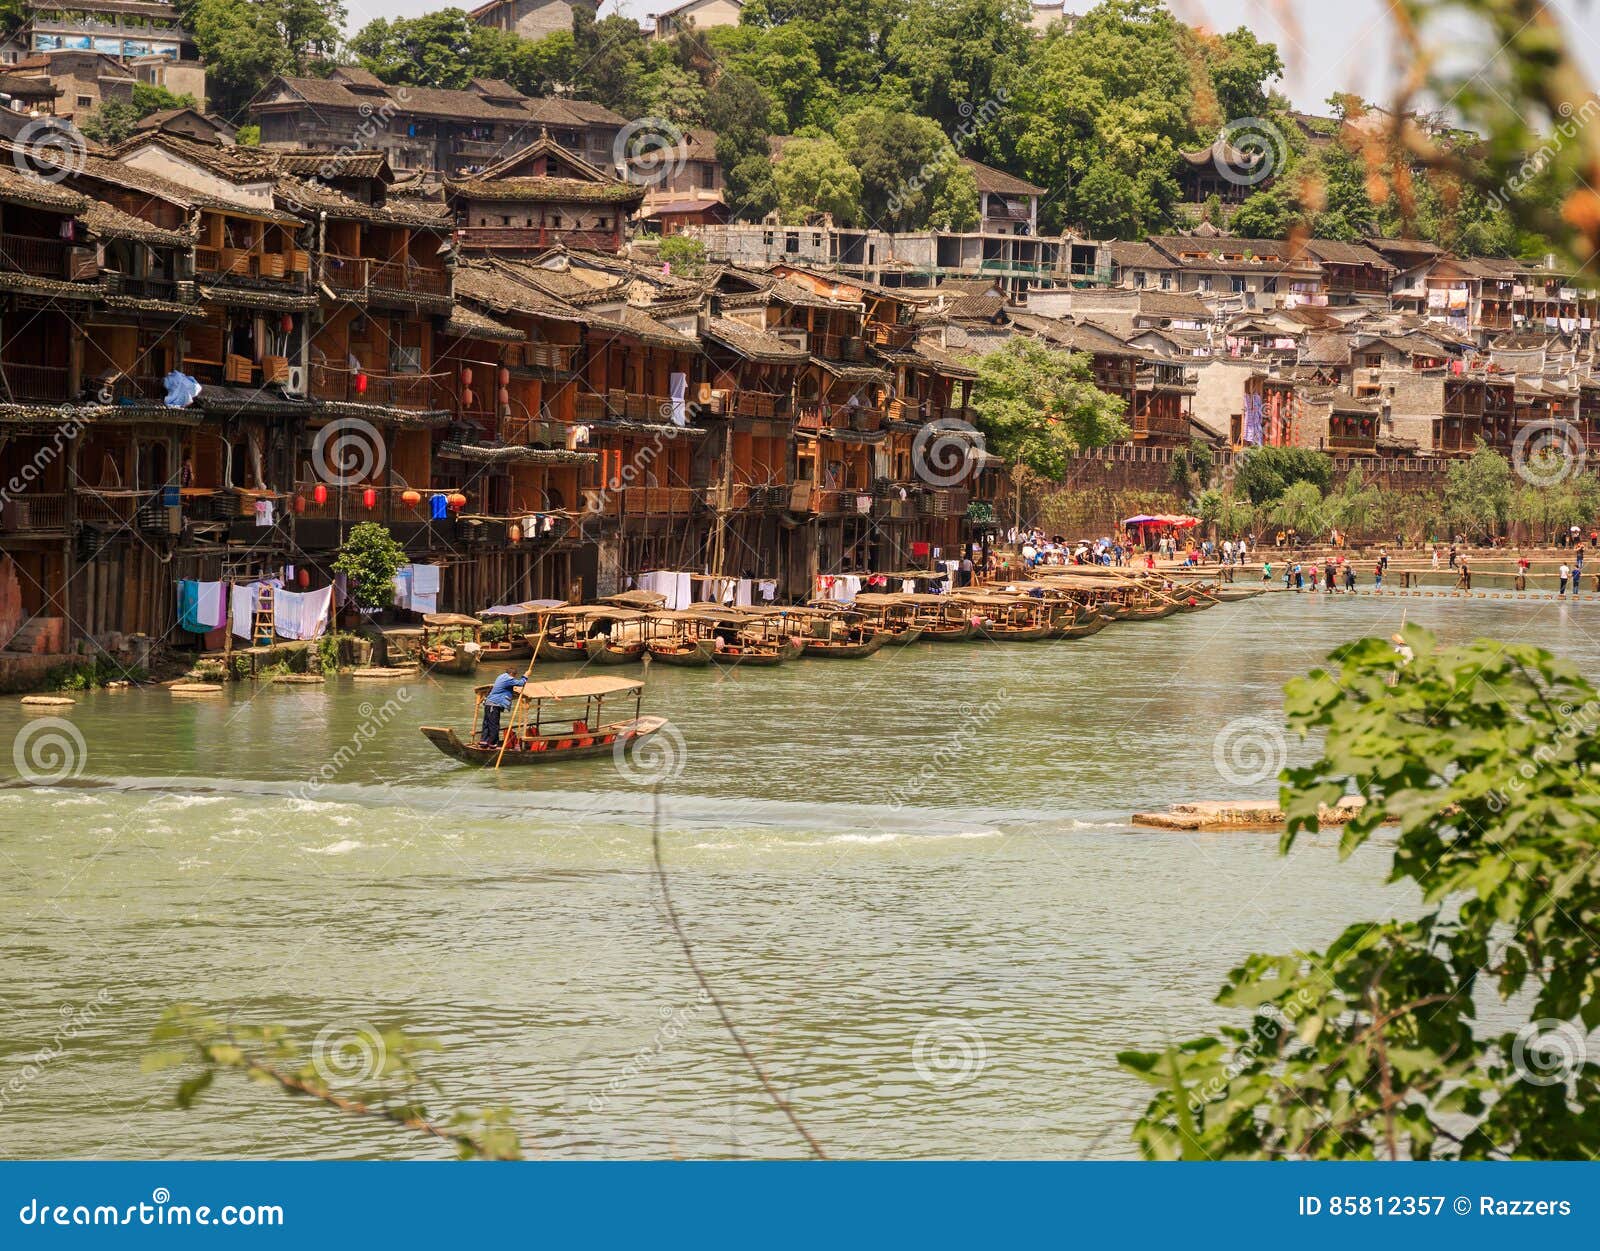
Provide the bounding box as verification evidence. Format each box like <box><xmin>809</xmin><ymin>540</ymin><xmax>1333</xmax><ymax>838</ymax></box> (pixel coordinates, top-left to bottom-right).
<box><xmin>960</xmin><ymin>158</ymin><xmax>1045</xmax><ymax>197</ymax></box>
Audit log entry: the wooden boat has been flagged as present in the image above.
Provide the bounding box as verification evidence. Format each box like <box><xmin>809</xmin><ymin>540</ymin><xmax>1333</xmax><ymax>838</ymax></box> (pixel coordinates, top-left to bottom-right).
<box><xmin>646</xmin><ymin>637</ymin><xmax>716</xmax><ymax>666</ymax></box>
<box><xmin>891</xmin><ymin>592</ymin><xmax>974</xmax><ymax>641</ymax></box>
<box><xmin>1119</xmin><ymin>600</ymin><xmax>1180</xmax><ymax>621</ymax></box>
<box><xmin>420</xmin><ymin>675</ymin><xmax>665</xmax><ymax>767</ymax></box>
<box><xmin>419</xmin><ymin>614</ymin><xmax>484</xmax><ymax>675</ymax></box>
<box><xmin>478</xmin><ymin>600</ymin><xmax>568</xmax><ymax>663</ymax></box>
<box><xmin>801</xmin><ymin>629</ymin><xmax>886</xmax><ymax>658</ymax></box>
<box><xmin>538</xmin><ymin>605</ymin><xmax>646</xmax><ymax>661</ymax></box>
<box><xmin>849</xmin><ymin>592</ymin><xmax>927</xmax><ymax>645</ymax></box>
<box><xmin>959</xmin><ymin>594</ymin><xmax>1054</xmax><ymax>641</ymax></box>
<box><xmin>1053</xmin><ymin>612</ymin><xmax>1113</xmax><ymax>640</ymax></box>
<box><xmin>683</xmin><ymin>606</ymin><xmax>792</xmax><ymax>667</ymax></box>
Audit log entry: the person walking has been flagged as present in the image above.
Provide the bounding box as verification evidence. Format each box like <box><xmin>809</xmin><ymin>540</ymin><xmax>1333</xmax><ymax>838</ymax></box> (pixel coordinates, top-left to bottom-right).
<box><xmin>1324</xmin><ymin>559</ymin><xmax>1337</xmax><ymax>593</ymax></box>
<box><xmin>1262</xmin><ymin>559</ymin><xmax>1272</xmax><ymax>584</ymax></box>
<box><xmin>1373</xmin><ymin>559</ymin><xmax>1384</xmax><ymax>590</ymax></box>
<box><xmin>1344</xmin><ymin>563</ymin><xmax>1356</xmax><ymax>593</ymax></box>
<box><xmin>1456</xmin><ymin>559</ymin><xmax>1472</xmax><ymax>592</ymax></box>
<box><xmin>1559</xmin><ymin>561</ymin><xmax>1570</xmax><ymax>596</ymax></box>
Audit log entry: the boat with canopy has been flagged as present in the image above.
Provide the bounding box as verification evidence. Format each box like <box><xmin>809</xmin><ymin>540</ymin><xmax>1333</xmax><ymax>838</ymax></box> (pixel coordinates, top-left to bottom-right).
<box><xmin>419</xmin><ymin>675</ymin><xmax>665</xmax><ymax>766</ymax></box>
<box><xmin>419</xmin><ymin>613</ymin><xmax>484</xmax><ymax>675</ymax></box>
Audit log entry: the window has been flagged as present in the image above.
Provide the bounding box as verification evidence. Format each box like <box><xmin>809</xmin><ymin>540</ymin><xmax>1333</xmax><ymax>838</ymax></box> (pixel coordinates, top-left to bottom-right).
<box><xmin>699</xmin><ymin>163</ymin><xmax>714</xmax><ymax>189</ymax></box>
<box><xmin>1230</xmin><ymin>276</ymin><xmax>1246</xmax><ymax>294</ymax></box>
<box><xmin>77</xmin><ymin>95</ymin><xmax>92</xmax><ymax>108</ymax></box>
<box><xmin>1134</xmin><ymin>271</ymin><xmax>1146</xmax><ymax>289</ymax></box>
<box><xmin>763</xmin><ymin>230</ymin><xmax>774</xmax><ymax>246</ymax></box>
<box><xmin>597</xmin><ymin>217</ymin><xmax>608</xmax><ymax>229</ymax></box>
<box><xmin>1159</xmin><ymin>272</ymin><xmax>1172</xmax><ymax>291</ymax></box>
<box><xmin>1197</xmin><ymin>276</ymin><xmax>1212</xmax><ymax>293</ymax></box>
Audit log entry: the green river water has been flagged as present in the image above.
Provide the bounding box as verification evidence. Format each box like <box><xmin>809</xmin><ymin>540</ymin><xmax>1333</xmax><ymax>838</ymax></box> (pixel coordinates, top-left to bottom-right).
<box><xmin>2</xmin><ymin>592</ymin><xmax>1594</xmax><ymax>1159</ymax></box>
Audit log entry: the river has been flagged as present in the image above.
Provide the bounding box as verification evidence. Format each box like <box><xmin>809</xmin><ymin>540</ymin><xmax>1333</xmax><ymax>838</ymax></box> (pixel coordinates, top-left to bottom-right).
<box><xmin>2</xmin><ymin>592</ymin><xmax>1594</xmax><ymax>1159</ymax></box>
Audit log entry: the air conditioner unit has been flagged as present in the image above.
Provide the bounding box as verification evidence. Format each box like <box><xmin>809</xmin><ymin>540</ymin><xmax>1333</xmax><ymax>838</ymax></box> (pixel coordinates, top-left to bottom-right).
<box><xmin>283</xmin><ymin>365</ymin><xmax>306</xmax><ymax>397</ymax></box>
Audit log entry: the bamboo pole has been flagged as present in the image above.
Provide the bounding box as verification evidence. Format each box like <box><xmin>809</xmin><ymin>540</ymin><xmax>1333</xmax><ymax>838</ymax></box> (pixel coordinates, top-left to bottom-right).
<box><xmin>493</xmin><ymin>614</ymin><xmax>549</xmax><ymax>770</ymax></box>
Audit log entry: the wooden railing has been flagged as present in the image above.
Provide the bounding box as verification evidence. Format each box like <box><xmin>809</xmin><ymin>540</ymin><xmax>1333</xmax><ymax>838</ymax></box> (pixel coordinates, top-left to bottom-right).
<box><xmin>368</xmin><ymin>259</ymin><xmax>450</xmax><ymax>298</ymax></box>
<box><xmin>867</xmin><ymin>323</ymin><xmax>916</xmax><ymax>349</ymax></box>
<box><xmin>0</xmin><ymin>363</ymin><xmax>71</xmax><ymax>402</ymax></box>
<box><xmin>517</xmin><ymin>343</ymin><xmax>576</xmax><ymax>372</ymax></box>
<box><xmin>197</xmin><ymin>247</ymin><xmax>301</xmax><ymax>281</ymax></box>
<box><xmin>813</xmin><ymin>332</ymin><xmax>867</xmax><ymax>362</ymax></box>
<box><xmin>310</xmin><ymin>363</ymin><xmax>445</xmax><ymax>410</ymax></box>
<box><xmin>457</xmin><ymin>226</ymin><xmax>621</xmax><ymax>252</ymax></box>
<box><xmin>0</xmin><ymin>234</ymin><xmax>70</xmax><ymax>279</ymax></box>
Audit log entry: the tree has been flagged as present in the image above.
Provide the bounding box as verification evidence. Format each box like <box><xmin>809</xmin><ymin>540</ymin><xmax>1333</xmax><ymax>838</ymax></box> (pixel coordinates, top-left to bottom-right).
<box><xmin>883</xmin><ymin>0</ymin><xmax>1033</xmax><ymax>136</ymax></box>
<box><xmin>332</xmin><ymin>522</ymin><xmax>407</xmax><ymax>612</ymax></box>
<box><xmin>657</xmin><ymin>234</ymin><xmax>707</xmax><ymax>276</ymax></box>
<box><xmin>771</xmin><ymin>136</ymin><xmax>861</xmax><ymax>224</ymax></box>
<box><xmin>1266</xmin><ymin>478</ymin><xmax>1328</xmax><ymax>537</ymax></box>
<box><xmin>1122</xmin><ymin>627</ymin><xmax>1600</xmax><ymax>1159</ymax></box>
<box><xmin>1443</xmin><ymin>442</ymin><xmax>1513</xmax><ymax>540</ymax></box>
<box><xmin>80</xmin><ymin>84</ymin><xmax>196</xmax><ymax>145</ymax></box>
<box><xmin>186</xmin><ymin>0</ymin><xmax>343</xmax><ymax>117</ymax></box>
<box><xmin>724</xmin><ymin>152</ymin><xmax>780</xmax><ymax>220</ymax></box>
<box><xmin>835</xmin><ymin>105</ymin><xmax>977</xmax><ymax>231</ymax></box>
<box><xmin>1231</xmin><ymin>445</ymin><xmax>1333</xmax><ymax>505</ymax></box>
<box><xmin>970</xmin><ymin>337</ymin><xmax>1129</xmax><ymax>479</ymax></box>
<box><xmin>1326</xmin><ymin>464</ymin><xmax>1383</xmax><ymax>537</ymax></box>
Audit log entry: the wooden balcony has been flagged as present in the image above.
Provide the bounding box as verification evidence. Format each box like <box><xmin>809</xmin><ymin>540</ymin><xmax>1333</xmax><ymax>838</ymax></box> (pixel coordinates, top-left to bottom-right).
<box><xmin>369</xmin><ymin>259</ymin><xmax>450</xmax><ymax>298</ymax></box>
<box><xmin>813</xmin><ymin>332</ymin><xmax>867</xmax><ymax>362</ymax></box>
<box><xmin>710</xmin><ymin>390</ymin><xmax>790</xmax><ymax>418</ymax></box>
<box><xmin>1132</xmin><ymin>412</ymin><xmax>1189</xmax><ymax>439</ymax></box>
<box><xmin>517</xmin><ymin>342</ymin><xmax>577</xmax><ymax>373</ymax></box>
<box><xmin>574</xmin><ymin>391</ymin><xmax>677</xmax><ymax>424</ymax></box>
<box><xmin>0</xmin><ymin>492</ymin><xmax>66</xmax><ymax>531</ymax></box>
<box><xmin>196</xmin><ymin>247</ymin><xmax>302</xmax><ymax>282</ymax></box>
<box><xmin>620</xmin><ymin>486</ymin><xmax>696</xmax><ymax>515</ymax></box>
<box><xmin>0</xmin><ymin>234</ymin><xmax>74</xmax><ymax>280</ymax></box>
<box><xmin>310</xmin><ymin>363</ymin><xmax>444</xmax><ymax>410</ymax></box>
<box><xmin>457</xmin><ymin>226</ymin><xmax>622</xmax><ymax>253</ymax></box>
<box><xmin>0</xmin><ymin>363</ymin><xmax>72</xmax><ymax>403</ymax></box>
<box><xmin>867</xmin><ymin>323</ymin><xmax>916</xmax><ymax>350</ymax></box>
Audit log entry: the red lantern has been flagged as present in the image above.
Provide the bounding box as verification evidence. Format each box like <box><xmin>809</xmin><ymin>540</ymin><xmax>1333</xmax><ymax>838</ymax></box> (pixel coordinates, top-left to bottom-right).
<box><xmin>447</xmin><ymin>492</ymin><xmax>467</xmax><ymax>510</ymax></box>
<box><xmin>294</xmin><ymin>494</ymin><xmax>306</xmax><ymax>514</ymax></box>
<box><xmin>401</xmin><ymin>488</ymin><xmax>421</xmax><ymax>507</ymax></box>
<box><xmin>508</xmin><ymin>524</ymin><xmax>522</xmax><ymax>543</ymax></box>
<box><xmin>498</xmin><ymin>366</ymin><xmax>510</xmax><ymax>386</ymax></box>
<box><xmin>460</xmin><ymin>367</ymin><xmax>473</xmax><ymax>387</ymax></box>
<box><xmin>280</xmin><ymin>314</ymin><xmax>294</xmax><ymax>334</ymax></box>
<box><xmin>296</xmin><ymin>568</ymin><xmax>311</xmax><ymax>589</ymax></box>
<box><xmin>313</xmin><ymin>482</ymin><xmax>328</xmax><ymax>506</ymax></box>
<box><xmin>362</xmin><ymin>487</ymin><xmax>377</xmax><ymax>510</ymax></box>
<box><xmin>497</xmin><ymin>386</ymin><xmax>510</xmax><ymax>407</ymax></box>
<box><xmin>461</xmin><ymin>388</ymin><xmax>475</xmax><ymax>408</ymax></box>
<box><xmin>355</xmin><ymin>373</ymin><xmax>368</xmax><ymax>395</ymax></box>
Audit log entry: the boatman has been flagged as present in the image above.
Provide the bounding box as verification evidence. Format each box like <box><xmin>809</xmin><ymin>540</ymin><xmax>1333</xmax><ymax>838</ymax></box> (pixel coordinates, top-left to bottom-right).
<box><xmin>479</xmin><ymin>665</ymin><xmax>527</xmax><ymax>748</ymax></box>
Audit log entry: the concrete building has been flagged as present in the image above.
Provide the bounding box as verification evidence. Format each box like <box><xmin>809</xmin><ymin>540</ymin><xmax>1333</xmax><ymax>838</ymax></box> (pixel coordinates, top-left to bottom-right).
<box><xmin>468</xmin><ymin>0</ymin><xmax>597</xmax><ymax>42</ymax></box>
<box><xmin>652</xmin><ymin>0</ymin><xmax>743</xmax><ymax>39</ymax></box>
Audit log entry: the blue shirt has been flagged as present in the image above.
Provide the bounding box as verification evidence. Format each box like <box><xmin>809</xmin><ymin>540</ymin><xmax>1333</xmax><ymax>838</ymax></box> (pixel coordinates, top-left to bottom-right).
<box><xmin>484</xmin><ymin>673</ymin><xmax>526</xmax><ymax>709</ymax></box>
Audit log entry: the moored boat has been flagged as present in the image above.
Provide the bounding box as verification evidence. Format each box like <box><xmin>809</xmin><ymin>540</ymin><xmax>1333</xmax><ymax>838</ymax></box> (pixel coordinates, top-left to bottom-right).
<box><xmin>419</xmin><ymin>613</ymin><xmax>485</xmax><ymax>675</ymax></box>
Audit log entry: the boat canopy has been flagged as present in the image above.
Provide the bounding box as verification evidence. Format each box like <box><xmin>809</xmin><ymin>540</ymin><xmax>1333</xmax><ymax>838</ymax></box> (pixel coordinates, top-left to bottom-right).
<box><xmin>1122</xmin><ymin>513</ymin><xmax>1199</xmax><ymax>527</ymax></box>
<box><xmin>512</xmin><ymin>676</ymin><xmax>643</xmax><ymax>701</ymax></box>
<box><xmin>598</xmin><ymin>589</ymin><xmax>668</xmax><ymax>609</ymax></box>
<box><xmin>421</xmin><ymin>613</ymin><xmax>482</xmax><ymax>628</ymax></box>
<box><xmin>480</xmin><ymin>600</ymin><xmax>565</xmax><ymax>616</ymax></box>
<box><xmin>546</xmin><ymin>605</ymin><xmax>644</xmax><ymax>620</ymax></box>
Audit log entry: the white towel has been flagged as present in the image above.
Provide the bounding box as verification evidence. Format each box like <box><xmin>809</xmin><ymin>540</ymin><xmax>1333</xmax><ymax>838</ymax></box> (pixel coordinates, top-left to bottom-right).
<box><xmin>194</xmin><ymin>581</ymin><xmax>225</xmax><ymax>630</ymax></box>
<box><xmin>231</xmin><ymin>582</ymin><xmax>259</xmax><ymax>640</ymax></box>
<box><xmin>274</xmin><ymin>585</ymin><xmax>333</xmax><ymax>641</ymax></box>
<box><xmin>758</xmin><ymin>579</ymin><xmax>777</xmax><ymax>602</ymax></box>
<box><xmin>410</xmin><ymin>564</ymin><xmax>441</xmax><ymax>596</ymax></box>
<box><xmin>735</xmin><ymin>578</ymin><xmax>752</xmax><ymax>607</ymax></box>
<box><xmin>669</xmin><ymin>372</ymin><xmax>687</xmax><ymax>425</ymax></box>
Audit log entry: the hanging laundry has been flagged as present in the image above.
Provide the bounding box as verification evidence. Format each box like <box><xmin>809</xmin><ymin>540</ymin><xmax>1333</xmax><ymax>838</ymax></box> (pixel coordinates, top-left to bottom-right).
<box><xmin>176</xmin><ymin>580</ymin><xmax>225</xmax><ymax>633</ymax></box>
<box><xmin>430</xmin><ymin>493</ymin><xmax>448</xmax><ymax>520</ymax></box>
<box><xmin>758</xmin><ymin>580</ymin><xmax>777</xmax><ymax>602</ymax></box>
<box><xmin>273</xmin><ymin>585</ymin><xmax>333</xmax><ymax>641</ymax></box>
<box><xmin>253</xmin><ymin>498</ymin><xmax>274</xmax><ymax>527</ymax></box>
<box><xmin>163</xmin><ymin>371</ymin><xmax>201</xmax><ymax>408</ymax></box>
<box><xmin>231</xmin><ymin>582</ymin><xmax>260</xmax><ymax>640</ymax></box>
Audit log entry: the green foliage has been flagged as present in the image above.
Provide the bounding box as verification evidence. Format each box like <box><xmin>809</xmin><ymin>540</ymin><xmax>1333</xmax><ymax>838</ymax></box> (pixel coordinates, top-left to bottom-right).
<box><xmin>188</xmin><ymin>0</ymin><xmax>344</xmax><ymax>117</ymax></box>
<box><xmin>1122</xmin><ymin>628</ymin><xmax>1600</xmax><ymax>1159</ymax></box>
<box><xmin>1232</xmin><ymin>445</ymin><xmax>1334</xmax><ymax>505</ymax></box>
<box><xmin>46</xmin><ymin>659</ymin><xmax>147</xmax><ymax>691</ymax></box>
<box><xmin>772</xmin><ymin>136</ymin><xmax>862</xmax><ymax>223</ymax></box>
<box><xmin>235</xmin><ymin>124</ymin><xmax>261</xmax><ymax>146</ymax></box>
<box><xmin>313</xmin><ymin>631</ymin><xmax>349</xmax><ymax>674</ymax></box>
<box><xmin>1510</xmin><ymin>471</ymin><xmax>1600</xmax><ymax>543</ymax></box>
<box><xmin>80</xmin><ymin>84</ymin><xmax>196</xmax><ymax>145</ymax></box>
<box><xmin>146</xmin><ymin>1006</ymin><xmax>521</xmax><ymax>1160</ymax></box>
<box><xmin>836</xmin><ymin>105</ymin><xmax>977</xmax><ymax>231</ymax></box>
<box><xmin>1266</xmin><ymin>478</ymin><xmax>1328</xmax><ymax>536</ymax></box>
<box><xmin>724</xmin><ymin>152</ymin><xmax>779</xmax><ymax>220</ymax></box>
<box><xmin>882</xmin><ymin>0</ymin><xmax>1032</xmax><ymax>136</ymax></box>
<box><xmin>332</xmin><ymin>522</ymin><xmax>407</xmax><ymax>612</ymax></box>
<box><xmin>1169</xmin><ymin>437</ymin><xmax>1214</xmax><ymax>496</ymax></box>
<box><xmin>657</xmin><ymin>234</ymin><xmax>708</xmax><ymax>276</ymax></box>
<box><xmin>971</xmin><ymin>338</ymin><xmax>1129</xmax><ymax>480</ymax></box>
<box><xmin>1325</xmin><ymin>464</ymin><xmax>1384</xmax><ymax>535</ymax></box>
<box><xmin>1443</xmin><ymin>441</ymin><xmax>1513</xmax><ymax>540</ymax></box>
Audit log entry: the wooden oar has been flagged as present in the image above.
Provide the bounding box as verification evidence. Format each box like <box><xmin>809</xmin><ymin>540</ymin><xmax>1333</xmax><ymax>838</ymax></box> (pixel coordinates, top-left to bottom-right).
<box><xmin>493</xmin><ymin>614</ymin><xmax>550</xmax><ymax>771</ymax></box>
